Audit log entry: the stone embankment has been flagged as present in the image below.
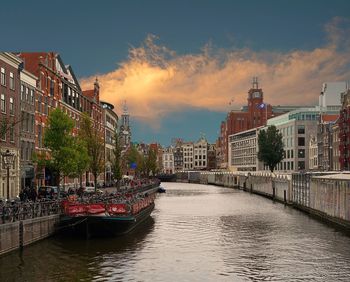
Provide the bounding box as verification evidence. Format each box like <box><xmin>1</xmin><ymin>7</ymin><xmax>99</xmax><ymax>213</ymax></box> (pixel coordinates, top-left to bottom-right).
<box><xmin>176</xmin><ymin>171</ymin><xmax>350</xmax><ymax>229</ymax></box>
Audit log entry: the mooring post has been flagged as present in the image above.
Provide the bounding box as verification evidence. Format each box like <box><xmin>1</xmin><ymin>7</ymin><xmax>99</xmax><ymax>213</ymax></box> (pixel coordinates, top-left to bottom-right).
<box><xmin>19</xmin><ymin>221</ymin><xmax>24</xmax><ymax>249</ymax></box>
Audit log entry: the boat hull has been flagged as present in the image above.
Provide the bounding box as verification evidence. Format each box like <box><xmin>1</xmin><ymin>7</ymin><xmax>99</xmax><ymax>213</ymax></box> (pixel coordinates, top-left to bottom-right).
<box><xmin>59</xmin><ymin>203</ymin><xmax>155</xmax><ymax>237</ymax></box>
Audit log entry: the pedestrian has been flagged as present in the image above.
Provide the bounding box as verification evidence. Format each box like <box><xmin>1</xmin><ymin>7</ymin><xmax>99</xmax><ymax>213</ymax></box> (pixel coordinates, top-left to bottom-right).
<box><xmin>19</xmin><ymin>189</ymin><xmax>25</xmax><ymax>202</ymax></box>
<box><xmin>30</xmin><ymin>187</ymin><xmax>37</xmax><ymax>202</ymax></box>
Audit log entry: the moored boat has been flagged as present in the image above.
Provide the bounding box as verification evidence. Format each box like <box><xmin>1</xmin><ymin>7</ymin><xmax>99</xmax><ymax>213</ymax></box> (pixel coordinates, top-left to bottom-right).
<box><xmin>58</xmin><ymin>181</ymin><xmax>159</xmax><ymax>237</ymax></box>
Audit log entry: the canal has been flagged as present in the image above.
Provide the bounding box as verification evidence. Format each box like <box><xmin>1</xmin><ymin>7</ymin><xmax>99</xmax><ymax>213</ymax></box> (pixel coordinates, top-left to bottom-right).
<box><xmin>1</xmin><ymin>183</ymin><xmax>350</xmax><ymax>281</ymax></box>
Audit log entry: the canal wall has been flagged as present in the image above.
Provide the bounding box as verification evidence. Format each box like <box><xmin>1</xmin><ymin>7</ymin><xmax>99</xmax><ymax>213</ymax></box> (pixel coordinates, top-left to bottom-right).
<box><xmin>0</xmin><ymin>214</ymin><xmax>60</xmax><ymax>256</ymax></box>
<box><xmin>177</xmin><ymin>171</ymin><xmax>350</xmax><ymax>229</ymax></box>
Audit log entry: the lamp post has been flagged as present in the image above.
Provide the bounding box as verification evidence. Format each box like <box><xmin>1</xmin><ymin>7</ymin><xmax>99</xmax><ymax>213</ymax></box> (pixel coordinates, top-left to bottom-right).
<box><xmin>2</xmin><ymin>150</ymin><xmax>15</xmax><ymax>200</ymax></box>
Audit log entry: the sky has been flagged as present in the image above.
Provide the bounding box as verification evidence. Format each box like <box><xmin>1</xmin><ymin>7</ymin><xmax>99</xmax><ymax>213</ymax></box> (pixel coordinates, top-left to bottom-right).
<box><xmin>2</xmin><ymin>0</ymin><xmax>350</xmax><ymax>145</ymax></box>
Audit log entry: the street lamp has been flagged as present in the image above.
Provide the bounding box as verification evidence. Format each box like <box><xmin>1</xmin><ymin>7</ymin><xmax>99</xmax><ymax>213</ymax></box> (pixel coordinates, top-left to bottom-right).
<box><xmin>2</xmin><ymin>150</ymin><xmax>15</xmax><ymax>200</ymax></box>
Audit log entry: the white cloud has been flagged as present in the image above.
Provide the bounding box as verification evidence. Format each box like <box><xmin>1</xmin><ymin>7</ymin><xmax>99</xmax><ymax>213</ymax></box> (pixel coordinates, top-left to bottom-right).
<box><xmin>80</xmin><ymin>17</ymin><xmax>350</xmax><ymax>129</ymax></box>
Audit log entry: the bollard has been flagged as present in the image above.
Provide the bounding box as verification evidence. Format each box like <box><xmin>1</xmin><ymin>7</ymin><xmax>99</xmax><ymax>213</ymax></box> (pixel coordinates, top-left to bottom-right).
<box><xmin>284</xmin><ymin>190</ymin><xmax>287</xmax><ymax>204</ymax></box>
<box><xmin>19</xmin><ymin>221</ymin><xmax>24</xmax><ymax>249</ymax></box>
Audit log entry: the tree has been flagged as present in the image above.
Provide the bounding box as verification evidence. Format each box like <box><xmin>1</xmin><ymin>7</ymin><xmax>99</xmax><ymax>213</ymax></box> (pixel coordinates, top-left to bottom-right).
<box><xmin>71</xmin><ymin>137</ymin><xmax>90</xmax><ymax>188</ymax></box>
<box><xmin>144</xmin><ymin>148</ymin><xmax>158</xmax><ymax>176</ymax></box>
<box><xmin>112</xmin><ymin>131</ymin><xmax>122</xmax><ymax>187</ymax></box>
<box><xmin>258</xmin><ymin>125</ymin><xmax>285</xmax><ymax>173</ymax></box>
<box><xmin>79</xmin><ymin>113</ymin><xmax>104</xmax><ymax>191</ymax></box>
<box><xmin>34</xmin><ymin>108</ymin><xmax>78</xmax><ymax>187</ymax></box>
<box><xmin>126</xmin><ymin>144</ymin><xmax>143</xmax><ymax>177</ymax></box>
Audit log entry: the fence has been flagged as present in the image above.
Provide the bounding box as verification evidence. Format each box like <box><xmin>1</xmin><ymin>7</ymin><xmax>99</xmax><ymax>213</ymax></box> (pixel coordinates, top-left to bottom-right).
<box><xmin>0</xmin><ymin>200</ymin><xmax>61</xmax><ymax>224</ymax></box>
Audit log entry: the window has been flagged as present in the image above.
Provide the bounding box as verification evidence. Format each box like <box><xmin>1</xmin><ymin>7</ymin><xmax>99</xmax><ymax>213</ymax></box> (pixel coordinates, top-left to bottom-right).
<box><xmin>297</xmin><ymin>125</ymin><xmax>305</xmax><ymax>134</ymax></box>
<box><xmin>38</xmin><ymin>95</ymin><xmax>42</xmax><ymax>113</ymax></box>
<box><xmin>38</xmin><ymin>125</ymin><xmax>42</xmax><ymax>148</ymax></box>
<box><xmin>9</xmin><ymin>72</ymin><xmax>14</xmax><ymax>90</ymax></box>
<box><xmin>21</xmin><ymin>85</ymin><xmax>24</xmax><ymax>100</ymax></box>
<box><xmin>31</xmin><ymin>89</ymin><xmax>34</xmax><ymax>104</ymax></box>
<box><xmin>1</xmin><ymin>94</ymin><xmax>5</xmax><ymax>113</ymax></box>
<box><xmin>9</xmin><ymin>97</ymin><xmax>14</xmax><ymax>115</ymax></box>
<box><xmin>1</xmin><ymin>67</ymin><xmax>5</xmax><ymax>86</ymax></box>
<box><xmin>298</xmin><ymin>137</ymin><xmax>305</xmax><ymax>146</ymax></box>
<box><xmin>25</xmin><ymin>87</ymin><xmax>29</xmax><ymax>101</ymax></box>
<box><xmin>298</xmin><ymin>149</ymin><xmax>305</xmax><ymax>158</ymax></box>
<box><xmin>298</xmin><ymin>161</ymin><xmax>305</xmax><ymax>170</ymax></box>
<box><xmin>21</xmin><ymin>141</ymin><xmax>24</xmax><ymax>160</ymax></box>
<box><xmin>26</xmin><ymin>112</ymin><xmax>29</xmax><ymax>132</ymax></box>
<box><xmin>50</xmin><ymin>80</ymin><xmax>54</xmax><ymax>96</ymax></box>
<box><xmin>10</xmin><ymin>126</ymin><xmax>14</xmax><ymax>142</ymax></box>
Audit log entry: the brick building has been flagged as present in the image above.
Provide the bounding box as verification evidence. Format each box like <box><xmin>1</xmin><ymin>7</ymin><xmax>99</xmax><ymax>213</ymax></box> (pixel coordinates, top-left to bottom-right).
<box><xmin>339</xmin><ymin>89</ymin><xmax>350</xmax><ymax>170</ymax></box>
<box><xmin>19</xmin><ymin>52</ymin><xmax>105</xmax><ymax>188</ymax></box>
<box><xmin>0</xmin><ymin>52</ymin><xmax>22</xmax><ymax>199</ymax></box>
<box><xmin>218</xmin><ymin>78</ymin><xmax>273</xmax><ymax>168</ymax></box>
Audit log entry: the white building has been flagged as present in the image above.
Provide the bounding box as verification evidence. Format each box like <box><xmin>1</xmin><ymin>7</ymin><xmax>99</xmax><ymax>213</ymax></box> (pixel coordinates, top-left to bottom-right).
<box><xmin>162</xmin><ymin>147</ymin><xmax>174</xmax><ymax>174</ymax></box>
<box><xmin>228</xmin><ymin>128</ymin><xmax>260</xmax><ymax>171</ymax></box>
<box><xmin>308</xmin><ymin>135</ymin><xmax>318</xmax><ymax>170</ymax></box>
<box><xmin>261</xmin><ymin>108</ymin><xmax>319</xmax><ymax>172</ymax></box>
<box><xmin>193</xmin><ymin>136</ymin><xmax>208</xmax><ymax>170</ymax></box>
<box><xmin>101</xmin><ymin>101</ymin><xmax>118</xmax><ymax>186</ymax></box>
<box><xmin>182</xmin><ymin>143</ymin><xmax>194</xmax><ymax>170</ymax></box>
<box><xmin>319</xmin><ymin>82</ymin><xmax>348</xmax><ymax>113</ymax></box>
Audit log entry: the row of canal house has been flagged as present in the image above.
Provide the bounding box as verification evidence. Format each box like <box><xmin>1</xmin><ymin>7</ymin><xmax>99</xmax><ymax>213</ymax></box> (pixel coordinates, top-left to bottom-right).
<box><xmin>160</xmin><ymin>136</ymin><xmax>217</xmax><ymax>174</ymax></box>
<box><xmin>227</xmin><ymin>81</ymin><xmax>350</xmax><ymax>173</ymax></box>
<box><xmin>0</xmin><ymin>52</ymin><xmax>121</xmax><ymax>199</ymax></box>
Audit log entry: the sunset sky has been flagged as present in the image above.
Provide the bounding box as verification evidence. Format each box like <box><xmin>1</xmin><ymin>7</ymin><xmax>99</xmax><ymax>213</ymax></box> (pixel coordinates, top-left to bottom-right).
<box><xmin>2</xmin><ymin>0</ymin><xmax>350</xmax><ymax>145</ymax></box>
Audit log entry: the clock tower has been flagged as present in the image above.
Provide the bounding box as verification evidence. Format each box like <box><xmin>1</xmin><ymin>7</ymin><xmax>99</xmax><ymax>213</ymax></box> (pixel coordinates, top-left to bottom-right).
<box><xmin>247</xmin><ymin>77</ymin><xmax>267</xmax><ymax>127</ymax></box>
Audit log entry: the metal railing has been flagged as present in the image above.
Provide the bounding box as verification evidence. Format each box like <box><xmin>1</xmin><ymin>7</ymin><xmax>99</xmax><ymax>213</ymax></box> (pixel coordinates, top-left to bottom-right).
<box><xmin>0</xmin><ymin>200</ymin><xmax>61</xmax><ymax>224</ymax></box>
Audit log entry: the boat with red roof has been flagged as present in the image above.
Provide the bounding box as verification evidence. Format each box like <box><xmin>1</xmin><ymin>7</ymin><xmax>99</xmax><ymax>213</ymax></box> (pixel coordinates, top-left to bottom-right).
<box><xmin>59</xmin><ymin>179</ymin><xmax>159</xmax><ymax>237</ymax></box>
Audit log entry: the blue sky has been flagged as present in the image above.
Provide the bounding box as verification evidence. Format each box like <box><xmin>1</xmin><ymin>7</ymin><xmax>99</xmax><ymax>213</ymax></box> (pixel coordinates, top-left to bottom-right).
<box><xmin>2</xmin><ymin>0</ymin><xmax>350</xmax><ymax>145</ymax></box>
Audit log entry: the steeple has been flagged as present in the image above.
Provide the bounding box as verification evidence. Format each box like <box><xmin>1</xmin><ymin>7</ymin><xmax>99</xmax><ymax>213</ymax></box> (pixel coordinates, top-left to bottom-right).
<box><xmin>93</xmin><ymin>77</ymin><xmax>100</xmax><ymax>102</ymax></box>
<box><xmin>121</xmin><ymin>100</ymin><xmax>130</xmax><ymax>129</ymax></box>
<box><xmin>123</xmin><ymin>100</ymin><xmax>128</xmax><ymax>115</ymax></box>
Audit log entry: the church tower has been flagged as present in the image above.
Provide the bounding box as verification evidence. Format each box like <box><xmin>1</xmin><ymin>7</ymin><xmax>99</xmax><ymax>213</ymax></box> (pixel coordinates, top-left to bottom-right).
<box><xmin>119</xmin><ymin>101</ymin><xmax>131</xmax><ymax>149</ymax></box>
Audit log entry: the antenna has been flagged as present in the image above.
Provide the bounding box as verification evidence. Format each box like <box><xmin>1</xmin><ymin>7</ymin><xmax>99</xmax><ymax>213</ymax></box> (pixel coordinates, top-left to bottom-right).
<box><xmin>252</xmin><ymin>77</ymin><xmax>259</xmax><ymax>89</ymax></box>
<box><xmin>123</xmin><ymin>100</ymin><xmax>128</xmax><ymax>113</ymax></box>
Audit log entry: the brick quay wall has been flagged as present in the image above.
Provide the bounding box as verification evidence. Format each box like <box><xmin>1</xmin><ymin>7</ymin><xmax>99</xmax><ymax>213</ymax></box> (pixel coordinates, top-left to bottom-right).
<box><xmin>0</xmin><ymin>214</ymin><xmax>60</xmax><ymax>256</ymax></box>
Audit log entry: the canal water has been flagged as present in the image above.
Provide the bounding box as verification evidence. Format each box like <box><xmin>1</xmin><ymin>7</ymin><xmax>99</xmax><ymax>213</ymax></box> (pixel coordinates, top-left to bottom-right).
<box><xmin>1</xmin><ymin>183</ymin><xmax>350</xmax><ymax>281</ymax></box>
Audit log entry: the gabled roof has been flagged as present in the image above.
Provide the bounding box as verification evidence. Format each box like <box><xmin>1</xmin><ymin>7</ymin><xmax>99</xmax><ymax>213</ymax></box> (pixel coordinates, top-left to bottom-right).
<box><xmin>82</xmin><ymin>90</ymin><xmax>94</xmax><ymax>99</ymax></box>
<box><xmin>66</xmin><ymin>65</ymin><xmax>82</xmax><ymax>91</ymax></box>
<box><xmin>321</xmin><ymin>114</ymin><xmax>339</xmax><ymax>123</ymax></box>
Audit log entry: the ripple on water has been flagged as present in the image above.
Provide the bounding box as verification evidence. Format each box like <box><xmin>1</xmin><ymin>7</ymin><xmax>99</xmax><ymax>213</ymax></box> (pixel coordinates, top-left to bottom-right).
<box><xmin>1</xmin><ymin>183</ymin><xmax>350</xmax><ymax>281</ymax></box>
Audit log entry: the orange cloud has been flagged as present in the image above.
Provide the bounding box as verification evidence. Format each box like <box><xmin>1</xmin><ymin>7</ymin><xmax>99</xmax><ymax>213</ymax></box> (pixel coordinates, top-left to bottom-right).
<box><xmin>80</xmin><ymin>18</ymin><xmax>350</xmax><ymax>129</ymax></box>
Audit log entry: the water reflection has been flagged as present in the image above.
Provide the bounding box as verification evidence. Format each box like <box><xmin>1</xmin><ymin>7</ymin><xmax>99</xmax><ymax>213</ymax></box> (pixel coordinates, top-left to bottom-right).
<box><xmin>1</xmin><ymin>183</ymin><xmax>350</xmax><ymax>281</ymax></box>
<box><xmin>0</xmin><ymin>218</ymin><xmax>154</xmax><ymax>282</ymax></box>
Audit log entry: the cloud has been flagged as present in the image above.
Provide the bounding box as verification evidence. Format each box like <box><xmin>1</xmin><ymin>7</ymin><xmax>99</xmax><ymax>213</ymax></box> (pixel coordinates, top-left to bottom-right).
<box><xmin>80</xmin><ymin>18</ymin><xmax>350</xmax><ymax>130</ymax></box>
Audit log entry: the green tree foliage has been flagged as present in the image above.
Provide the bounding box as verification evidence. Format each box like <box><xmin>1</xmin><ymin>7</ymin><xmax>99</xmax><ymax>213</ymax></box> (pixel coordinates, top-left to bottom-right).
<box><xmin>258</xmin><ymin>125</ymin><xmax>285</xmax><ymax>173</ymax></box>
<box><xmin>35</xmin><ymin>108</ymin><xmax>78</xmax><ymax>187</ymax></box>
<box><xmin>112</xmin><ymin>131</ymin><xmax>122</xmax><ymax>186</ymax></box>
<box><xmin>126</xmin><ymin>144</ymin><xmax>143</xmax><ymax>177</ymax></box>
<box><xmin>144</xmin><ymin>148</ymin><xmax>158</xmax><ymax>176</ymax></box>
<box><xmin>79</xmin><ymin>113</ymin><xmax>104</xmax><ymax>191</ymax></box>
<box><xmin>71</xmin><ymin>137</ymin><xmax>90</xmax><ymax>188</ymax></box>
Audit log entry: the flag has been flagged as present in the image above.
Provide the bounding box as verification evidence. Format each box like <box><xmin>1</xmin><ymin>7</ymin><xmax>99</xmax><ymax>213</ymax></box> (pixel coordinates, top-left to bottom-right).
<box><xmin>257</xmin><ymin>103</ymin><xmax>266</xmax><ymax>109</ymax></box>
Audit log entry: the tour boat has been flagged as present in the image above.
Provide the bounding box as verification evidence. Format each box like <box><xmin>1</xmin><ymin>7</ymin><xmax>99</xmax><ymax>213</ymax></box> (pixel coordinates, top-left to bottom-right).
<box><xmin>59</xmin><ymin>181</ymin><xmax>159</xmax><ymax>237</ymax></box>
